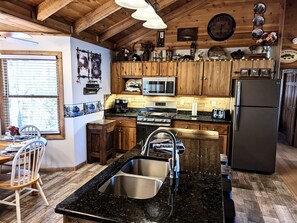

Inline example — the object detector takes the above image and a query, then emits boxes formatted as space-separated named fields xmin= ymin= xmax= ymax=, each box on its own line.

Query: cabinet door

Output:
xmin=131 ymin=62 xmax=143 ymax=76
xmin=121 ymin=126 xmax=136 ymax=151
xmin=177 ymin=61 xmax=203 ymax=95
xmin=231 ymin=60 xmax=253 ymax=77
xmin=159 ymin=61 xmax=177 ymax=76
xmin=203 ymin=60 xmax=232 ymax=96
xmin=120 ymin=62 xmax=132 ymax=76
xmin=111 ymin=62 xmax=123 ymax=93
xmin=143 ymin=62 xmax=159 ymax=76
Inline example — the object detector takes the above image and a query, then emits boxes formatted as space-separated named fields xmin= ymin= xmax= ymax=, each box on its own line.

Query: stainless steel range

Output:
xmin=136 ymin=101 xmax=177 ymax=146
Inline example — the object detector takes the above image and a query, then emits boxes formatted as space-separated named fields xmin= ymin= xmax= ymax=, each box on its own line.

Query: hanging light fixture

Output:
xmin=143 ymin=16 xmax=167 ymax=29
xmin=115 ymin=0 xmax=148 ymax=10
xmin=131 ymin=4 xmax=159 ymax=21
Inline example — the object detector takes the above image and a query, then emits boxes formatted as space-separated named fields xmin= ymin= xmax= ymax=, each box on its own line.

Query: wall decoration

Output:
xmin=77 ymin=48 xmax=90 ymax=82
xmin=90 ymin=52 xmax=102 ymax=80
xmin=64 ymin=103 xmax=84 ymax=118
xmin=64 ymin=100 xmax=104 ymax=118
xmin=156 ymin=31 xmax=165 ymax=47
xmin=207 ymin=14 xmax=235 ymax=41
xmin=84 ymin=101 xmax=99 ymax=114
xmin=280 ymin=49 xmax=297 ymax=64
xmin=177 ymin=28 xmax=198 ymax=41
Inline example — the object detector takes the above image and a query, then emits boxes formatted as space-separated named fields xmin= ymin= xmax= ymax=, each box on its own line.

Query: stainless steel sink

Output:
xmin=98 ymin=157 xmax=169 ymax=199
xmin=120 ymin=158 xmax=169 ymax=181
xmin=98 ymin=175 xmax=163 ymax=199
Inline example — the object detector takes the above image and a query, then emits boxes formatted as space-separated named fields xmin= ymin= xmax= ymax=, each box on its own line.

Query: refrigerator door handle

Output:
xmin=235 ymin=81 xmax=241 ymax=106
xmin=234 ymin=107 xmax=240 ymax=131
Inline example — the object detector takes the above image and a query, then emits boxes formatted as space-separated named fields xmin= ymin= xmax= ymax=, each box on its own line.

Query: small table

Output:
xmin=86 ymin=120 xmax=117 ymax=165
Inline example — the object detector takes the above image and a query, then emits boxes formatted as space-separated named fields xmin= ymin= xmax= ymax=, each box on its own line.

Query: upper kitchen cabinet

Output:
xmin=111 ymin=62 xmax=123 ymax=94
xmin=143 ymin=61 xmax=177 ymax=76
xmin=232 ymin=59 xmax=275 ymax=78
xmin=120 ymin=62 xmax=143 ymax=76
xmin=177 ymin=61 xmax=203 ymax=95
xmin=159 ymin=61 xmax=178 ymax=76
xmin=203 ymin=60 xmax=232 ymax=97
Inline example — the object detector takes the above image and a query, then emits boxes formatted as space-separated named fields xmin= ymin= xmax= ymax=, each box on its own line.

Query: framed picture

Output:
xmin=77 ymin=48 xmax=90 ymax=80
xmin=91 ymin=53 xmax=102 ymax=80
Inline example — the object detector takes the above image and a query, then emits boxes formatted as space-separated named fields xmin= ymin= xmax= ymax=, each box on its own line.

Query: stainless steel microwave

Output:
xmin=142 ymin=77 xmax=176 ymax=96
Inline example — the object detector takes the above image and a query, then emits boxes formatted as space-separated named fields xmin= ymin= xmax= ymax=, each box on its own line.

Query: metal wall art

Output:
xmin=76 ymin=47 xmax=102 ymax=83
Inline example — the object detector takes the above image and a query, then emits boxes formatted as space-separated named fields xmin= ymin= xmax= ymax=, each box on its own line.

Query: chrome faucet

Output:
xmin=141 ymin=129 xmax=179 ymax=179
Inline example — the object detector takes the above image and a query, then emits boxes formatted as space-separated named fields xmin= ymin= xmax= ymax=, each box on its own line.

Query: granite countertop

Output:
xmin=104 ymin=109 xmax=231 ymax=124
xmin=55 ymin=128 xmax=223 ymax=222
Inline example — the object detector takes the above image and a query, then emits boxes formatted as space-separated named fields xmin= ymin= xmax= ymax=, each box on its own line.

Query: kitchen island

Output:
xmin=55 ymin=128 xmax=224 ymax=222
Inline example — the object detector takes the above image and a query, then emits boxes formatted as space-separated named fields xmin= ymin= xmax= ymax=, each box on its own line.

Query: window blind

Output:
xmin=1 ymin=56 xmax=60 ymax=134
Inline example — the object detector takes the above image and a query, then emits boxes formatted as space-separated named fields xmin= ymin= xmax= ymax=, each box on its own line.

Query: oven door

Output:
xmin=136 ymin=124 xmax=161 ymax=147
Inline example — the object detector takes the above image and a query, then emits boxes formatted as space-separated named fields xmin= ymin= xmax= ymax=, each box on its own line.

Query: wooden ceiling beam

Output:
xmin=74 ymin=1 xmax=121 ymax=34
xmin=116 ymin=0 xmax=213 ymax=47
xmin=99 ymin=0 xmax=178 ymax=42
xmin=37 ymin=0 xmax=75 ymax=21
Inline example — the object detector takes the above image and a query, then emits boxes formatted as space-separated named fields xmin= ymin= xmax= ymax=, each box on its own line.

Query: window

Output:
xmin=0 ymin=51 xmax=65 ymax=139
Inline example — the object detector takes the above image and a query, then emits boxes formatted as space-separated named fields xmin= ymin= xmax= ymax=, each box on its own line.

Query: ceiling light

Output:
xmin=132 ymin=5 xmax=159 ymax=20
xmin=143 ymin=16 xmax=167 ymax=30
xmin=115 ymin=0 xmax=148 ymax=10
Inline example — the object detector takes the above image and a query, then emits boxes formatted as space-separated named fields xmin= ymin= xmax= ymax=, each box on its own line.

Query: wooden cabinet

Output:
xmin=159 ymin=61 xmax=178 ymax=76
xmin=143 ymin=61 xmax=177 ymax=76
xmin=86 ymin=120 xmax=116 ymax=165
xmin=111 ymin=62 xmax=123 ymax=94
xmin=177 ymin=61 xmax=203 ymax=95
xmin=203 ymin=60 xmax=232 ymax=97
xmin=106 ymin=116 xmax=136 ymax=152
xmin=172 ymin=120 xmax=230 ymax=155
xmin=120 ymin=62 xmax=143 ymax=76
xmin=232 ymin=59 xmax=274 ymax=78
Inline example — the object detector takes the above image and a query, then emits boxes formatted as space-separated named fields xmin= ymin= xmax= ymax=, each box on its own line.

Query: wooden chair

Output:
xmin=19 ymin=125 xmax=41 ymax=138
xmin=0 ymin=140 xmax=49 ymax=223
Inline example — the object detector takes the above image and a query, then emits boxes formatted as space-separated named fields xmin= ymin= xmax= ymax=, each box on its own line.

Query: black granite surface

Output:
xmin=55 ymin=129 xmax=224 ymax=222
xmin=104 ymin=109 xmax=232 ymax=124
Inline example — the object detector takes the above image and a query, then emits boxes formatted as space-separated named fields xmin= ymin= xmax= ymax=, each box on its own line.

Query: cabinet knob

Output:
xmin=212 ymin=128 xmax=215 ymax=131
xmin=204 ymin=77 xmax=207 ymax=80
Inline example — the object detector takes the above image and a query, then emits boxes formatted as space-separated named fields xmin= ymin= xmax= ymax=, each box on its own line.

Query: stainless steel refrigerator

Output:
xmin=231 ymin=79 xmax=281 ymax=174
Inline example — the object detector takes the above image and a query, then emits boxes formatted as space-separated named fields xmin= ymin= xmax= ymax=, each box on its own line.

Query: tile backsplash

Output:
xmin=105 ymin=94 xmax=231 ymax=112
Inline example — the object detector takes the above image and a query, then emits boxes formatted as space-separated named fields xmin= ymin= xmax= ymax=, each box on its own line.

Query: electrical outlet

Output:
xmin=211 ymin=101 xmax=217 ymax=107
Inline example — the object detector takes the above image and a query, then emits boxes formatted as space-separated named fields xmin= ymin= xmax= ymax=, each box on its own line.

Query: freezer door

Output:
xmin=231 ymin=106 xmax=278 ymax=173
xmin=234 ymin=79 xmax=281 ymax=107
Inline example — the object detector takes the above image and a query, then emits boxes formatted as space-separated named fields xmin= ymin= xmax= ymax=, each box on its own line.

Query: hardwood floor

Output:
xmin=231 ymin=140 xmax=297 ymax=223
xmin=0 ymin=142 xmax=297 ymax=223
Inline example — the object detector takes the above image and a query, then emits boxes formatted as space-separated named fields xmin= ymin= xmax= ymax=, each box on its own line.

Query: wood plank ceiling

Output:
xmin=0 ymin=0 xmax=283 ymax=51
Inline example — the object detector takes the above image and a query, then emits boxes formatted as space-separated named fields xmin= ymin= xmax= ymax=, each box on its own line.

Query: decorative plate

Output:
xmin=252 ymin=15 xmax=265 ymax=27
xmin=252 ymin=28 xmax=264 ymax=39
xmin=280 ymin=49 xmax=297 ymax=63
xmin=254 ymin=2 xmax=266 ymax=14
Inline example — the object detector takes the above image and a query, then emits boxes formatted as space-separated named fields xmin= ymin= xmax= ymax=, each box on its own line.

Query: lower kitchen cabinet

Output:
xmin=106 ymin=116 xmax=136 ymax=152
xmin=173 ymin=120 xmax=230 ymax=156
xmin=86 ymin=120 xmax=116 ymax=165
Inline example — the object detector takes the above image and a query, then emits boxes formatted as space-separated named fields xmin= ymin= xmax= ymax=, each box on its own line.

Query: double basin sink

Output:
xmin=99 ymin=157 xmax=169 ymax=199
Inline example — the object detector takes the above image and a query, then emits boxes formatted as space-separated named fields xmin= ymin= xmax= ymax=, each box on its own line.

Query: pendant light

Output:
xmin=115 ymin=0 xmax=148 ymax=10
xmin=131 ymin=4 xmax=159 ymax=21
xmin=143 ymin=16 xmax=167 ymax=29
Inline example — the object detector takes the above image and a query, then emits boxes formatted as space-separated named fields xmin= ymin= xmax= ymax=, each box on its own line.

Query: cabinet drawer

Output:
xmin=106 ymin=116 xmax=136 ymax=128
xmin=87 ymin=124 xmax=103 ymax=130
xmin=172 ymin=120 xmax=200 ymax=129
xmin=199 ymin=123 xmax=229 ymax=135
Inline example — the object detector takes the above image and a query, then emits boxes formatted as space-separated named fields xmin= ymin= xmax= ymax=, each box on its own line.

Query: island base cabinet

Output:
xmin=86 ymin=120 xmax=116 ymax=165
xmin=63 ymin=215 xmax=101 ymax=223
